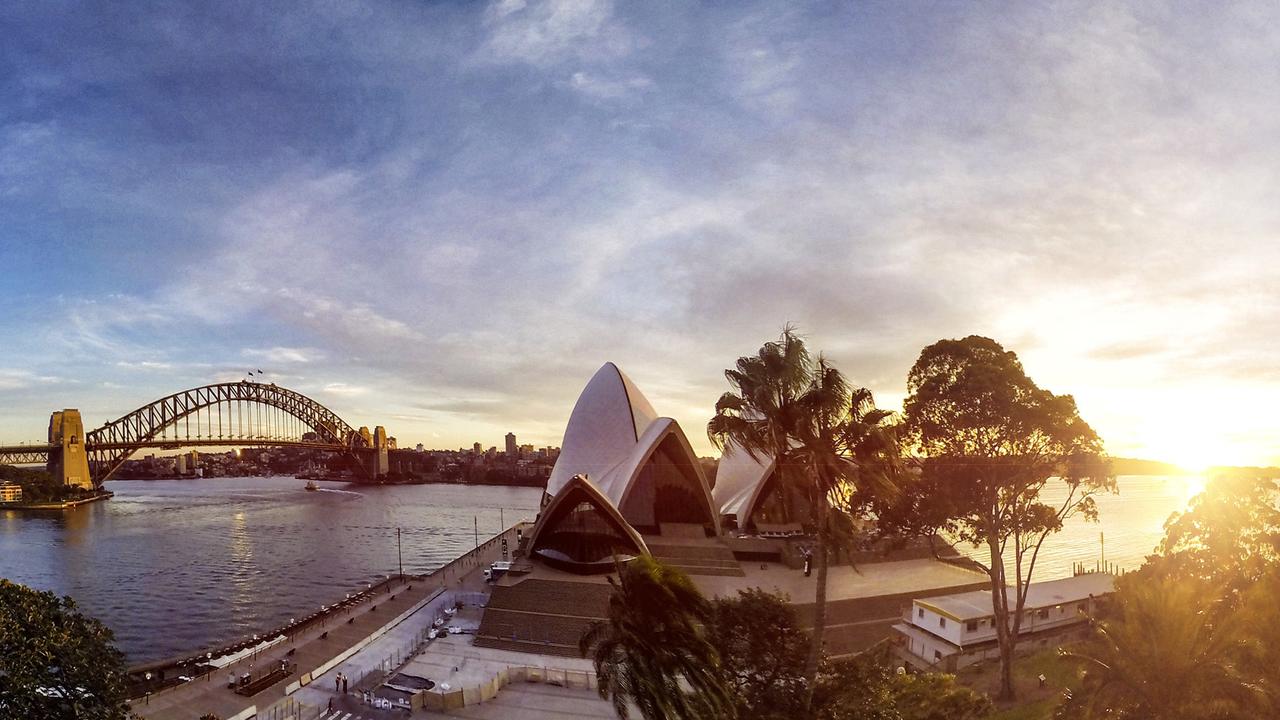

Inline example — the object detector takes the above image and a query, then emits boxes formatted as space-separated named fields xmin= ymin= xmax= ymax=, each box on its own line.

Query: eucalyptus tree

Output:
xmin=580 ymin=556 xmax=732 ymax=720
xmin=900 ymin=336 xmax=1112 ymax=701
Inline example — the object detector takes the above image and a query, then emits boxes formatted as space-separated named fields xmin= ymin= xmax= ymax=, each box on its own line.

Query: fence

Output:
xmin=348 ymin=589 xmax=492 ymax=697
xmin=419 ymin=664 xmax=599 ymax=712
xmin=253 ymin=695 xmax=315 ymax=720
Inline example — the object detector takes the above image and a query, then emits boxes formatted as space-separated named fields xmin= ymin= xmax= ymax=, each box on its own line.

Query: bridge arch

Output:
xmin=84 ymin=381 xmax=373 ymax=484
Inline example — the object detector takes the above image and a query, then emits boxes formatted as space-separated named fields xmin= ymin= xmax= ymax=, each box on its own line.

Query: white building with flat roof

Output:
xmin=893 ymin=573 xmax=1116 ymax=671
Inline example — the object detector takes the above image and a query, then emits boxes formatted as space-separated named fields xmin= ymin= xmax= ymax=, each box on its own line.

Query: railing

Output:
xmin=127 ymin=572 xmax=418 ymax=698
xmin=349 ymin=589 xmax=491 ymax=703
xmin=1072 ymin=561 xmax=1128 ymax=576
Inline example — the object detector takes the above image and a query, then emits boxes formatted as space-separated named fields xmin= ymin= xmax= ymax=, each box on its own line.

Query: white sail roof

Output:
xmin=543 ymin=363 xmax=716 ymax=535
xmin=711 ymin=441 xmax=775 ymax=524
xmin=545 ymin=362 xmax=660 ymax=504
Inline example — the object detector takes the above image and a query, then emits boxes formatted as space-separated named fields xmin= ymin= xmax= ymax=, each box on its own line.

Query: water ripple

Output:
xmin=0 ymin=477 xmax=540 ymax=663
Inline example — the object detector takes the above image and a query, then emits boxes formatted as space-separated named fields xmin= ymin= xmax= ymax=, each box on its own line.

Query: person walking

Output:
xmin=334 ymin=673 xmax=341 ymax=693
xmin=342 ymin=674 xmax=349 ymax=694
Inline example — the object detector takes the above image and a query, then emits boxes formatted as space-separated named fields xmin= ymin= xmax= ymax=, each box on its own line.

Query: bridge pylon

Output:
xmin=369 ymin=425 xmax=390 ymax=477
xmin=48 ymin=409 xmax=94 ymax=490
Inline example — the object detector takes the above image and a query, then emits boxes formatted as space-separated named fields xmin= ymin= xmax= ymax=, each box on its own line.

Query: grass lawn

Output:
xmin=955 ymin=643 xmax=1085 ymax=720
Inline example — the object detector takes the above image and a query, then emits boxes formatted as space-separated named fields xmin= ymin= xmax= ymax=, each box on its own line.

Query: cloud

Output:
xmin=319 ymin=383 xmax=368 ymax=397
xmin=565 ymin=71 xmax=651 ymax=100
xmin=477 ymin=0 xmax=632 ymax=68
xmin=242 ymin=347 xmax=324 ymax=365
xmin=0 ymin=369 xmax=62 ymax=391
xmin=3 ymin=2 xmax=1280 ymax=464
xmin=114 ymin=361 xmax=176 ymax=371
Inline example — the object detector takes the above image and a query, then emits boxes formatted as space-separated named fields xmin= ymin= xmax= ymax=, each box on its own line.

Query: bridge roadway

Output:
xmin=132 ymin=526 xmax=522 ymax=720
xmin=0 ymin=446 xmax=51 ymax=464
xmin=0 ymin=439 xmax=352 ymax=464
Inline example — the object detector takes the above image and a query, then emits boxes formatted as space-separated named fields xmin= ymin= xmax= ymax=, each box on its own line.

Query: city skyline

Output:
xmin=4 ymin=2 xmax=1280 ymax=467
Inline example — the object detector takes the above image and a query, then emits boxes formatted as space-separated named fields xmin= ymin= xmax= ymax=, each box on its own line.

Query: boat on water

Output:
xmin=304 ymin=480 xmax=319 ymax=492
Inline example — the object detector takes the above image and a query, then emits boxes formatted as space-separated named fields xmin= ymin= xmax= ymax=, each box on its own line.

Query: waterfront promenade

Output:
xmin=132 ymin=525 xmax=525 ymax=720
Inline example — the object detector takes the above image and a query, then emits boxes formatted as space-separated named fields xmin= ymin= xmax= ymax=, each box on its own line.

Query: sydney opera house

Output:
xmin=524 ymin=362 xmax=724 ymax=573
xmin=474 ymin=362 xmax=989 ymax=659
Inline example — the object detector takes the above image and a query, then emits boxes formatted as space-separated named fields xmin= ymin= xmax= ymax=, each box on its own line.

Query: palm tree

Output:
xmin=710 ymin=331 xmax=898 ymax=713
xmin=580 ymin=555 xmax=732 ymax=720
xmin=1058 ymin=576 xmax=1265 ymax=719
xmin=707 ymin=325 xmax=813 ymax=523
xmin=793 ymin=358 xmax=899 ymax=704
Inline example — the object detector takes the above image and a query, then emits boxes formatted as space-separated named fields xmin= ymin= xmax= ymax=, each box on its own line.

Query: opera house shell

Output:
xmin=712 ymin=440 xmax=819 ymax=531
xmin=710 ymin=441 xmax=777 ymax=530
xmin=526 ymin=363 xmax=719 ymax=573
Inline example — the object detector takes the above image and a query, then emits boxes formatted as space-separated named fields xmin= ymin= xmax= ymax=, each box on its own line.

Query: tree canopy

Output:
xmin=1059 ymin=476 xmax=1280 ymax=717
xmin=0 ymin=579 xmax=133 ymax=720
xmin=709 ymin=588 xmax=809 ymax=720
xmin=896 ymin=335 xmax=1112 ymax=700
xmin=580 ymin=556 xmax=731 ymax=720
xmin=815 ymin=647 xmax=991 ymax=720
xmin=709 ymin=328 xmax=900 ymax=710
xmin=1145 ymin=476 xmax=1280 ymax=592
xmin=1059 ymin=570 xmax=1269 ymax=718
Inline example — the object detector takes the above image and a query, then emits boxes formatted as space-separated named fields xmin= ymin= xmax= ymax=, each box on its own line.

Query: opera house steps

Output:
xmin=473 ymin=577 xmax=613 ymax=658
xmin=644 ymin=539 xmax=746 ymax=577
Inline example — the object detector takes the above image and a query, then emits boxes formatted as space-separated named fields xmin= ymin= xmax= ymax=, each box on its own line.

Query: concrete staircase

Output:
xmin=474 ymin=579 xmax=612 ymax=658
xmin=645 ymin=540 xmax=746 ymax=577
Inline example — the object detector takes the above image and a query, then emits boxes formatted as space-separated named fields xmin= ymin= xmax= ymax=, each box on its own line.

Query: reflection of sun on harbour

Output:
xmin=1174 ymin=475 xmax=1207 ymax=508
xmin=230 ymin=512 xmax=253 ymax=575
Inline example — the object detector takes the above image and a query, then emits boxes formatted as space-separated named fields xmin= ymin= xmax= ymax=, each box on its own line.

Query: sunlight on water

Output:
xmin=0 ymin=477 xmax=542 ymax=663
xmin=959 ymin=475 xmax=1204 ymax=579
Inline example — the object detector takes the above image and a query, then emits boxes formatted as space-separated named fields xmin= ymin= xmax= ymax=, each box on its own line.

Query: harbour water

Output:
xmin=0 ymin=474 xmax=1200 ymax=664
xmin=957 ymin=475 xmax=1206 ymax=580
xmin=0 ymin=477 xmax=542 ymax=663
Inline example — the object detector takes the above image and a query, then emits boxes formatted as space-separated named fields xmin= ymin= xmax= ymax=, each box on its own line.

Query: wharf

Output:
xmin=3 ymin=490 xmax=114 ymax=510
xmin=131 ymin=524 xmax=527 ymax=720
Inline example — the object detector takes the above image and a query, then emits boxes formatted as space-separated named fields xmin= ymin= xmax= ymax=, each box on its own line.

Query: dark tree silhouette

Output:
xmin=0 ymin=579 xmax=133 ymax=720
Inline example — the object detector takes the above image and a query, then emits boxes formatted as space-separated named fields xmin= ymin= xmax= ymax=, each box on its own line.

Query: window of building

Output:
xmin=938 ymin=617 xmax=946 ymax=629
xmin=918 ymin=608 xmax=924 ymax=619
xmin=966 ymin=620 xmax=978 ymax=632
xmin=934 ymin=650 xmax=942 ymax=661
xmin=1036 ymin=608 xmax=1049 ymax=619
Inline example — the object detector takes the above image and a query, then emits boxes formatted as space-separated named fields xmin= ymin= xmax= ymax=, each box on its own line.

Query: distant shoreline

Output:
xmin=106 ymin=474 xmax=548 ymax=489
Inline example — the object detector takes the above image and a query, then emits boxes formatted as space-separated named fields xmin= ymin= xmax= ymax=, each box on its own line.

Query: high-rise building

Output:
xmin=505 ymin=432 xmax=517 ymax=456
xmin=473 ymin=442 xmax=483 ymax=455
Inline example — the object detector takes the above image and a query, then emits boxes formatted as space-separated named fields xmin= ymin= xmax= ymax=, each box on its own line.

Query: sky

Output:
xmin=2 ymin=1 xmax=1279 ymax=469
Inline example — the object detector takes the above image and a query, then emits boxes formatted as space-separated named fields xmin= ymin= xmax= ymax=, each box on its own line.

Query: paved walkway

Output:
xmin=694 ymin=556 xmax=988 ymax=602
xmin=132 ymin=527 xmax=522 ymax=720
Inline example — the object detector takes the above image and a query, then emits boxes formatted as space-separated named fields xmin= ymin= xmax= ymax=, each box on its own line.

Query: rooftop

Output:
xmin=916 ymin=573 xmax=1117 ymax=621
xmin=695 ymin=557 xmax=988 ymax=604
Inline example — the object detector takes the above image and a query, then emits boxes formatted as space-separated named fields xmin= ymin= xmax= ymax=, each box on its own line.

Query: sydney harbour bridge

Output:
xmin=0 ymin=381 xmax=400 ymax=488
